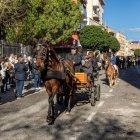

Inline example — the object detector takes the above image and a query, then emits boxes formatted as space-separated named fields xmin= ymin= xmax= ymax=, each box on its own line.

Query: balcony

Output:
xmin=99 ymin=0 xmax=105 ymax=6
xmin=93 ymin=13 xmax=99 ymax=19
xmin=93 ymin=0 xmax=105 ymax=8
xmin=93 ymin=10 xmax=100 ymax=22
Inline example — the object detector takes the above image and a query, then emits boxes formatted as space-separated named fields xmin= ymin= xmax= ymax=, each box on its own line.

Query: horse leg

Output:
xmin=47 ymin=96 xmax=54 ymax=124
xmin=114 ymin=76 xmax=116 ymax=85
xmin=109 ymin=75 xmax=112 ymax=87
xmin=64 ymin=88 xmax=72 ymax=113
xmin=67 ymin=92 xmax=72 ymax=113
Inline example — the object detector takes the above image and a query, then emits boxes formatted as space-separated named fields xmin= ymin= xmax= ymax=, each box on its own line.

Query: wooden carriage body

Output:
xmin=74 ymin=72 xmax=91 ymax=88
xmin=74 ymin=72 xmax=100 ymax=106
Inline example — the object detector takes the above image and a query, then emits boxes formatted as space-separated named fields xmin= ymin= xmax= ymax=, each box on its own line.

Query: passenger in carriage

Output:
xmin=92 ymin=51 xmax=100 ymax=79
xmin=82 ymin=54 xmax=94 ymax=83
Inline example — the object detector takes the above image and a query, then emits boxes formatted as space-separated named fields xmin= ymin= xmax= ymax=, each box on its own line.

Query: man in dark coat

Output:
xmin=14 ymin=56 xmax=28 ymax=99
xmin=65 ymin=46 xmax=82 ymax=72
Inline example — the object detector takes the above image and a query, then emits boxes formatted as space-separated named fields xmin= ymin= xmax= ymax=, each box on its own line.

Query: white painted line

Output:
xmin=71 ymin=101 xmax=105 ymax=140
xmin=97 ymin=101 xmax=104 ymax=107
xmin=24 ymin=91 xmax=38 ymax=97
xmin=23 ymin=89 xmax=45 ymax=97
xmin=109 ymin=89 xmax=113 ymax=92
xmin=86 ymin=101 xmax=104 ymax=122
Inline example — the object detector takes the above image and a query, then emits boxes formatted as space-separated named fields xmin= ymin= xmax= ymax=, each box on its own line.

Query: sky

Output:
xmin=103 ymin=0 xmax=140 ymax=41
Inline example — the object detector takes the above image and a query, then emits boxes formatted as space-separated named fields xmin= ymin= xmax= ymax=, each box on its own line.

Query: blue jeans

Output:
xmin=1 ymin=78 xmax=7 ymax=93
xmin=34 ymin=74 xmax=40 ymax=88
xmin=15 ymin=80 xmax=24 ymax=97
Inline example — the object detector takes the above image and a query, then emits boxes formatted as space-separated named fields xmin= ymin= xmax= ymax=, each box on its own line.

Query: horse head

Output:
xmin=104 ymin=58 xmax=111 ymax=70
xmin=34 ymin=43 xmax=49 ymax=71
xmin=35 ymin=43 xmax=59 ymax=72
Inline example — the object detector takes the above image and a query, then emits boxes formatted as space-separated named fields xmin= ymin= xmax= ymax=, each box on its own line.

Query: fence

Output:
xmin=0 ymin=42 xmax=34 ymax=57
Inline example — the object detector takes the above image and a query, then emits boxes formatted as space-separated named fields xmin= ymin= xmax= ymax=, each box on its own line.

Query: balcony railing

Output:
xmin=93 ymin=13 xmax=99 ymax=18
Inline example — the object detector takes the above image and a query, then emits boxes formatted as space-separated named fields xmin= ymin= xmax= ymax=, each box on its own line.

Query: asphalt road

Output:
xmin=0 ymin=66 xmax=140 ymax=140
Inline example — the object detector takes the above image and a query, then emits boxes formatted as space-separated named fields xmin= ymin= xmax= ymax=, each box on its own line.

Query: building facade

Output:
xmin=129 ymin=41 xmax=140 ymax=50
xmin=107 ymin=28 xmax=133 ymax=56
xmin=86 ymin=0 xmax=105 ymax=26
xmin=77 ymin=0 xmax=105 ymax=30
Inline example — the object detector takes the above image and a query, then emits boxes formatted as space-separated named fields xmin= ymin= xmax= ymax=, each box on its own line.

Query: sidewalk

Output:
xmin=0 ymin=80 xmax=44 ymax=104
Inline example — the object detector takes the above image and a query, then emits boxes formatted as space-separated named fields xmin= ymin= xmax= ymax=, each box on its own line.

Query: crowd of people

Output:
xmin=0 ymin=54 xmax=41 ymax=100
xmin=0 ymin=47 xmax=139 ymax=101
xmin=116 ymin=56 xmax=139 ymax=69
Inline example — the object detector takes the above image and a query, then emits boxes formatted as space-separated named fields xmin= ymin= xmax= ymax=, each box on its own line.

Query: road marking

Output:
xmin=23 ymin=89 xmax=45 ymax=97
xmin=86 ymin=101 xmax=104 ymax=122
xmin=0 ymin=99 xmax=48 ymax=131
xmin=109 ymin=89 xmax=113 ymax=92
xmin=70 ymin=101 xmax=105 ymax=140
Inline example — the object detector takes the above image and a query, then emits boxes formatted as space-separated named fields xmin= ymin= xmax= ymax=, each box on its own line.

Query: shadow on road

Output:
xmin=1 ymin=111 xmax=140 ymax=140
xmin=0 ymin=82 xmax=42 ymax=105
xmin=118 ymin=67 xmax=140 ymax=90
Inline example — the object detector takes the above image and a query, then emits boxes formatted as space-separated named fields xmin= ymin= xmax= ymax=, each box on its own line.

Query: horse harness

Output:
xmin=37 ymin=45 xmax=76 ymax=85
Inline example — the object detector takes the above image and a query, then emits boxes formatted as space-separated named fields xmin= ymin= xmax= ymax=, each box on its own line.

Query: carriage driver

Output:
xmin=65 ymin=46 xmax=82 ymax=72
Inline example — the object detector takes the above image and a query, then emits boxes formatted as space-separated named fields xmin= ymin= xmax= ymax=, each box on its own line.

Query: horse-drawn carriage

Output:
xmin=56 ymin=72 xmax=101 ymax=107
xmin=35 ymin=43 xmax=101 ymax=124
xmin=74 ymin=72 xmax=100 ymax=106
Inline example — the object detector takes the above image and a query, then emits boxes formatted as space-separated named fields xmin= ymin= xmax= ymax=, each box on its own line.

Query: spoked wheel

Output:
xmin=95 ymin=84 xmax=100 ymax=101
xmin=56 ymin=92 xmax=63 ymax=105
xmin=96 ymin=71 xmax=99 ymax=81
xmin=89 ymin=86 xmax=96 ymax=106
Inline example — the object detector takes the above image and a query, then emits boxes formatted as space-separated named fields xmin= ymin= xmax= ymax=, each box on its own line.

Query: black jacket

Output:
xmin=65 ymin=53 xmax=82 ymax=72
xmin=14 ymin=62 xmax=28 ymax=80
xmin=32 ymin=62 xmax=40 ymax=75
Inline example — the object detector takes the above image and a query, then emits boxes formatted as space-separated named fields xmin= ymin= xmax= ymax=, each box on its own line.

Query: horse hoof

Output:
xmin=46 ymin=116 xmax=54 ymax=125
xmin=65 ymin=111 xmax=70 ymax=115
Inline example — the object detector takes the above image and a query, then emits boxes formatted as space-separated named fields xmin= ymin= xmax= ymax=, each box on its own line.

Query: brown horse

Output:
xmin=103 ymin=53 xmax=119 ymax=87
xmin=104 ymin=58 xmax=115 ymax=87
xmin=35 ymin=44 xmax=77 ymax=124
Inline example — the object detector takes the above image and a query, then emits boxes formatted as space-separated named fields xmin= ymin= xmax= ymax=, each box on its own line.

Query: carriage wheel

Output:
xmin=96 ymin=71 xmax=99 ymax=81
xmin=90 ymin=95 xmax=96 ymax=106
xmin=95 ymin=84 xmax=100 ymax=101
xmin=90 ymin=86 xmax=96 ymax=106
xmin=56 ymin=92 xmax=63 ymax=105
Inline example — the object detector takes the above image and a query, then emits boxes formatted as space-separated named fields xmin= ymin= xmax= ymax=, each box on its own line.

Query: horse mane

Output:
xmin=103 ymin=52 xmax=108 ymax=60
xmin=49 ymin=47 xmax=59 ymax=63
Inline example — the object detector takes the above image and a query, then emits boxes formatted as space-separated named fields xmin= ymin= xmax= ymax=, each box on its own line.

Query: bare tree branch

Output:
xmin=0 ymin=0 xmax=27 ymax=23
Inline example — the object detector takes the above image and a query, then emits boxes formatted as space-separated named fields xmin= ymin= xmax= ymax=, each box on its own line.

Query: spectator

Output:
xmin=32 ymin=58 xmax=41 ymax=90
xmin=0 ymin=61 xmax=7 ymax=94
xmin=27 ymin=56 xmax=33 ymax=80
xmin=14 ymin=56 xmax=28 ymax=99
